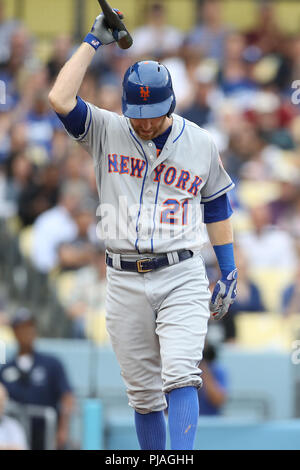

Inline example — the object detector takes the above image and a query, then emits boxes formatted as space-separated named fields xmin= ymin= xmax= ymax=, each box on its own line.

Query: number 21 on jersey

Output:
xmin=161 ymin=199 xmax=189 ymax=225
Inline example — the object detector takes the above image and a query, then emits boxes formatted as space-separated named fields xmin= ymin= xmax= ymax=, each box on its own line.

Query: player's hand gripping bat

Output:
xmin=97 ymin=0 xmax=133 ymax=49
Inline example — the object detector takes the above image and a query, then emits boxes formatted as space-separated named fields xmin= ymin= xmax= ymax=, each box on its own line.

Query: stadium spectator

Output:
xmin=96 ymin=83 xmax=122 ymax=114
xmin=267 ymin=162 xmax=299 ymax=229
xmin=0 ymin=25 xmax=37 ymax=112
xmin=236 ymin=129 xmax=288 ymax=183
xmin=0 ymin=308 xmax=74 ymax=450
xmin=0 ymin=67 xmax=49 ymax=163
xmin=22 ymin=89 xmax=64 ymax=159
xmin=58 ymin=199 xmax=97 ymax=272
xmin=222 ymin=120 xmax=265 ymax=181
xmin=251 ymin=91 xmax=294 ymax=150
xmin=18 ymin=163 xmax=60 ymax=227
xmin=161 ymin=54 xmax=194 ymax=111
xmin=0 ymin=383 xmax=28 ymax=450
xmin=0 ymin=298 xmax=9 ymax=326
xmin=180 ymin=60 xmax=220 ymax=127
xmin=245 ymin=0 xmax=284 ymax=55
xmin=198 ymin=342 xmax=228 ymax=416
xmin=46 ymin=34 xmax=74 ymax=83
xmin=3 ymin=151 xmax=34 ymax=213
xmin=218 ymin=32 xmax=258 ymax=109
xmin=203 ymin=98 xmax=244 ymax=154
xmin=7 ymin=122 xmax=28 ymax=158
xmin=131 ymin=2 xmax=183 ymax=60
xmin=275 ymin=34 xmax=300 ymax=96
xmin=78 ymin=69 xmax=98 ymax=106
xmin=65 ymin=246 xmax=107 ymax=340
xmin=61 ymin=147 xmax=92 ymax=191
xmin=31 ymin=181 xmax=90 ymax=273
xmin=229 ymin=245 xmax=265 ymax=315
xmin=237 ymin=204 xmax=297 ymax=271
xmin=186 ymin=0 xmax=231 ymax=61
xmin=0 ymin=0 xmax=21 ymax=64
xmin=283 ymin=188 xmax=300 ymax=254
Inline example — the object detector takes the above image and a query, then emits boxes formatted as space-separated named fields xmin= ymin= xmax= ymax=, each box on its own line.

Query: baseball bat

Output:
xmin=97 ymin=0 xmax=133 ymax=50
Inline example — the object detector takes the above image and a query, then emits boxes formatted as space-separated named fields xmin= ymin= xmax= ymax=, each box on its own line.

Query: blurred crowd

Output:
xmin=0 ymin=0 xmax=300 ymax=345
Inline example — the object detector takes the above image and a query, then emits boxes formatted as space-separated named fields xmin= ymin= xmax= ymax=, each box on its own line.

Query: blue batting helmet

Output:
xmin=122 ymin=61 xmax=176 ymax=119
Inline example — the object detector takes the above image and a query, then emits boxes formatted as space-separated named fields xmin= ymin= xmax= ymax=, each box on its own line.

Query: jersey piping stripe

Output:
xmin=151 ymin=117 xmax=185 ymax=250
xmin=150 ymin=178 xmax=161 ymax=253
xmin=173 ymin=118 xmax=186 ymax=144
xmin=201 ymin=182 xmax=235 ymax=201
xmin=129 ymin=129 xmax=149 ymax=253
xmin=77 ymin=104 xmax=92 ymax=142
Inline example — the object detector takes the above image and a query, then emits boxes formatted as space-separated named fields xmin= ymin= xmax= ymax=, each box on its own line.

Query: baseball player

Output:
xmin=49 ymin=10 xmax=237 ymax=450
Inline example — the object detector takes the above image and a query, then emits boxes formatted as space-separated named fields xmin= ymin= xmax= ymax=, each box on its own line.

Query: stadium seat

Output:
xmin=18 ymin=226 xmax=34 ymax=259
xmin=22 ymin=0 xmax=74 ymax=36
xmin=53 ymin=271 xmax=78 ymax=306
xmin=248 ymin=268 xmax=294 ymax=312
xmin=0 ymin=325 xmax=15 ymax=345
xmin=235 ymin=312 xmax=300 ymax=350
xmin=231 ymin=209 xmax=252 ymax=233
xmin=237 ymin=180 xmax=279 ymax=209
xmin=85 ymin=309 xmax=110 ymax=345
xmin=234 ymin=313 xmax=290 ymax=350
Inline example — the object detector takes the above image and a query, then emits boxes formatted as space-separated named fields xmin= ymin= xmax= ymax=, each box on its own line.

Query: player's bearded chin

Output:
xmin=130 ymin=115 xmax=171 ymax=140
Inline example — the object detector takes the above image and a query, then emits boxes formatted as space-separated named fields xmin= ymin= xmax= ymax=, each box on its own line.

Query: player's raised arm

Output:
xmin=48 ymin=43 xmax=96 ymax=115
xmin=48 ymin=10 xmax=126 ymax=116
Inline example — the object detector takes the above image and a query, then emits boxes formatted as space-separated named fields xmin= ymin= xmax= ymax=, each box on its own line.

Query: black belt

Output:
xmin=106 ymin=250 xmax=193 ymax=273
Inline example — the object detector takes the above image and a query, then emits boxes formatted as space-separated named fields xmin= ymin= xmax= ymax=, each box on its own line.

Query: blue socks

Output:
xmin=134 ymin=410 xmax=166 ymax=450
xmin=134 ymin=386 xmax=199 ymax=450
xmin=168 ymin=386 xmax=199 ymax=450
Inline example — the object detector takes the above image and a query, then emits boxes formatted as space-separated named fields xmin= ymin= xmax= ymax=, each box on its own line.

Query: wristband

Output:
xmin=213 ymin=243 xmax=236 ymax=279
xmin=83 ymin=33 xmax=102 ymax=50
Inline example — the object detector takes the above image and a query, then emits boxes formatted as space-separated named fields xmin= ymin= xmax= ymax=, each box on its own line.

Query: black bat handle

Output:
xmin=97 ymin=0 xmax=133 ymax=49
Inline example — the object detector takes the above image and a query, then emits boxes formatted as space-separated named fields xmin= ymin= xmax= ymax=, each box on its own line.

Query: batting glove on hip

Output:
xmin=90 ymin=9 xmax=127 ymax=46
xmin=209 ymin=268 xmax=238 ymax=321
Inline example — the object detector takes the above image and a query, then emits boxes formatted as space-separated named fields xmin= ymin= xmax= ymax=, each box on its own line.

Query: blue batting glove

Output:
xmin=209 ymin=268 xmax=238 ymax=321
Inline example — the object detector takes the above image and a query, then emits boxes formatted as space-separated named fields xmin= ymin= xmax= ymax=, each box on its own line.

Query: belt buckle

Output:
xmin=137 ymin=258 xmax=152 ymax=273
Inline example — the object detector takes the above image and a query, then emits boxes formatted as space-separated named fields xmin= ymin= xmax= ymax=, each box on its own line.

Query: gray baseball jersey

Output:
xmin=67 ymin=103 xmax=234 ymax=254
xmin=64 ymin=101 xmax=234 ymax=413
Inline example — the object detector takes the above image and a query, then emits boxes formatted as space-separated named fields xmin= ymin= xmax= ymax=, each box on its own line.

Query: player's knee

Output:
xmin=161 ymin=357 xmax=202 ymax=392
xmin=162 ymin=374 xmax=202 ymax=394
xmin=127 ymin=389 xmax=166 ymax=414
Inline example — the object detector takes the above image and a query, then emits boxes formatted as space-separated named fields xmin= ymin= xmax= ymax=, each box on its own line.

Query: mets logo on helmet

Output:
xmin=140 ymin=86 xmax=150 ymax=101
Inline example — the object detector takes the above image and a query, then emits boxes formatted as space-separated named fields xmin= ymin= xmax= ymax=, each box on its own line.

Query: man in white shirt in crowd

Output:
xmin=31 ymin=181 xmax=90 ymax=273
xmin=131 ymin=2 xmax=183 ymax=60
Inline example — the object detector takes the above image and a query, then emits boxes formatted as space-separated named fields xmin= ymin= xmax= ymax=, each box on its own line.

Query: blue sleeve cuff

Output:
xmin=56 ymin=96 xmax=88 ymax=138
xmin=203 ymin=193 xmax=233 ymax=224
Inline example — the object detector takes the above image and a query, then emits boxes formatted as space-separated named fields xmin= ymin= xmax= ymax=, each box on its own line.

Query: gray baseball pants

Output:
xmin=105 ymin=252 xmax=211 ymax=414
